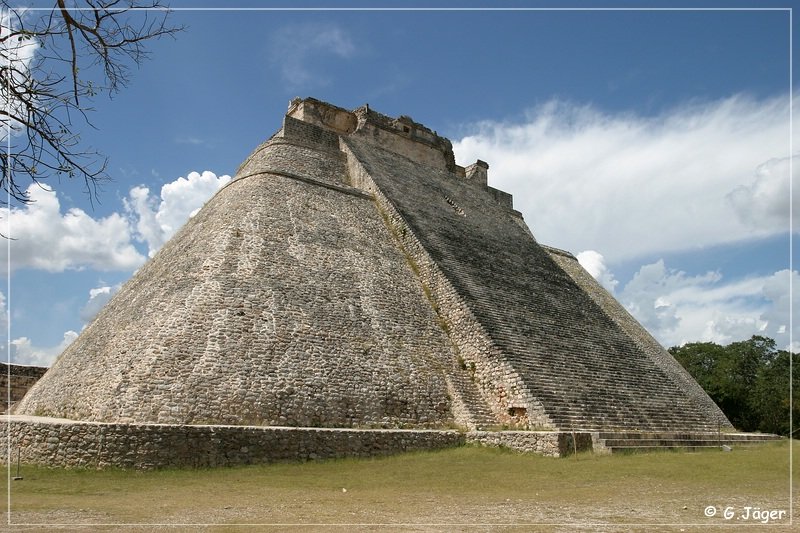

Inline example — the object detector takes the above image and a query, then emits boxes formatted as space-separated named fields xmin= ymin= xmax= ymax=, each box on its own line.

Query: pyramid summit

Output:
xmin=7 ymin=97 xmax=760 ymax=467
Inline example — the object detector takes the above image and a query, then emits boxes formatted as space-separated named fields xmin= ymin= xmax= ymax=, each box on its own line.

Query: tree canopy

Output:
xmin=1 ymin=1 xmax=181 ymax=206
xmin=670 ymin=335 xmax=797 ymax=437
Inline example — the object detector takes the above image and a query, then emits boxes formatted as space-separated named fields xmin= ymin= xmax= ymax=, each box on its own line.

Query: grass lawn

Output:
xmin=3 ymin=440 xmax=796 ymax=531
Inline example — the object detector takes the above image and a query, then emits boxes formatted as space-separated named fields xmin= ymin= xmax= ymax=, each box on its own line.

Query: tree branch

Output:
xmin=0 ymin=1 xmax=182 ymax=206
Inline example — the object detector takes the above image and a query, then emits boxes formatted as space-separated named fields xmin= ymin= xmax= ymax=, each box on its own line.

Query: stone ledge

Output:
xmin=1 ymin=416 xmax=465 ymax=469
xmin=0 ymin=417 xmax=599 ymax=468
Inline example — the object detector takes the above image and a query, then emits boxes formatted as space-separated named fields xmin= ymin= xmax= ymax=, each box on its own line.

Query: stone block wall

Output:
xmin=14 ymin=129 xmax=459 ymax=429
xmin=1 ymin=363 xmax=48 ymax=411
xmin=286 ymin=97 xmax=357 ymax=134
xmin=342 ymin=137 xmax=548 ymax=430
xmin=467 ymin=430 xmax=594 ymax=457
xmin=282 ymin=115 xmax=341 ymax=151
xmin=1 ymin=416 xmax=465 ymax=469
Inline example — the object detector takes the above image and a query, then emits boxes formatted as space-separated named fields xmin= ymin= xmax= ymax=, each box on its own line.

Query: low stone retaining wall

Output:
xmin=467 ymin=430 xmax=594 ymax=457
xmin=1 ymin=417 xmax=594 ymax=468
xmin=1 ymin=416 xmax=465 ymax=469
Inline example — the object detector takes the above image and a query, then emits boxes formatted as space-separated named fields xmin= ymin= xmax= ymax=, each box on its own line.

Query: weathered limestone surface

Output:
xmin=12 ymin=97 xmax=733 ymax=468
xmin=544 ymin=246 xmax=732 ymax=429
xmin=1 ymin=363 xmax=48 ymax=412
xmin=1 ymin=416 xmax=464 ymax=469
xmin=342 ymin=138 xmax=547 ymax=430
xmin=15 ymin=119 xmax=459 ymax=429
xmin=467 ymin=430 xmax=593 ymax=457
xmin=341 ymin=116 xmax=727 ymax=432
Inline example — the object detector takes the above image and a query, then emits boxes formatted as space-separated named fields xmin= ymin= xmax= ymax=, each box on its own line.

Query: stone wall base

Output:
xmin=1 ymin=416 xmax=593 ymax=469
xmin=467 ymin=430 xmax=594 ymax=457
xmin=1 ymin=416 xmax=465 ymax=469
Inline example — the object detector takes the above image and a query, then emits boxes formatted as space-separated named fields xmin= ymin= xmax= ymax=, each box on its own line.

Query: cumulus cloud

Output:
xmin=453 ymin=94 xmax=796 ymax=263
xmin=0 ymin=288 xmax=71 ymax=366
xmin=759 ymin=269 xmax=799 ymax=346
xmin=728 ymin=156 xmax=797 ymax=231
xmin=0 ymin=291 xmax=8 ymax=355
xmin=10 ymin=331 xmax=78 ymax=367
xmin=269 ymin=23 xmax=356 ymax=87
xmin=579 ymin=258 xmax=797 ymax=351
xmin=576 ymin=250 xmax=618 ymax=293
xmin=2 ymin=170 xmax=231 ymax=365
xmin=125 ymin=170 xmax=231 ymax=257
xmin=0 ymin=184 xmax=145 ymax=274
xmin=0 ymin=171 xmax=230 ymax=274
xmin=79 ymin=284 xmax=121 ymax=323
xmin=2 ymin=281 xmax=123 ymax=367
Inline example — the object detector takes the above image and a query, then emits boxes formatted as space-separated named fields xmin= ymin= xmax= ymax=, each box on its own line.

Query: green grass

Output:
xmin=3 ymin=441 xmax=797 ymax=530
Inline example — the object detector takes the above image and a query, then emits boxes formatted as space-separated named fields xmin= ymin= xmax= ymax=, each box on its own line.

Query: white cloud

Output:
xmin=269 ymin=23 xmax=355 ymax=87
xmin=2 ymin=169 xmax=231 ymax=365
xmin=0 ymin=290 xmax=8 ymax=355
xmin=10 ymin=331 xmax=78 ymax=367
xmin=759 ymin=269 xmax=799 ymax=346
xmin=0 ymin=287 xmax=72 ymax=367
xmin=618 ymin=259 xmax=692 ymax=338
xmin=125 ymin=170 xmax=232 ymax=257
xmin=79 ymin=284 xmax=121 ymax=323
xmin=0 ymin=171 xmax=230 ymax=273
xmin=0 ymin=184 xmax=145 ymax=273
xmin=586 ymin=258 xmax=798 ymax=351
xmin=1 ymin=8 xmax=39 ymax=140
xmin=453 ymin=94 xmax=796 ymax=263
xmin=2 ymin=281 xmax=123 ymax=367
xmin=175 ymin=136 xmax=206 ymax=146
xmin=576 ymin=250 xmax=618 ymax=292
xmin=728 ymin=156 xmax=797 ymax=232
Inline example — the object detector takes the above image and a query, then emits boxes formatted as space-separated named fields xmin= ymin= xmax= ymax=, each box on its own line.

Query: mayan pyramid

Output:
xmin=15 ymin=97 xmax=731 ymax=433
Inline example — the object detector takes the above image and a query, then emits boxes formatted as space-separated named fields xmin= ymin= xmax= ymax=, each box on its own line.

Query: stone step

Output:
xmin=445 ymin=365 xmax=497 ymax=430
xmin=594 ymin=431 xmax=782 ymax=454
xmin=595 ymin=431 xmax=781 ymax=441
xmin=609 ymin=445 xmax=722 ymax=454
xmin=360 ymin=137 xmax=725 ymax=438
xmin=548 ymin=418 xmax=721 ymax=433
xmin=545 ymin=409 xmax=715 ymax=424
xmin=602 ymin=438 xmax=777 ymax=447
xmin=540 ymin=406 xmax=716 ymax=425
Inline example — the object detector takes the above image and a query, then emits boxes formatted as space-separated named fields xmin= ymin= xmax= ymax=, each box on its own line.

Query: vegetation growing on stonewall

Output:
xmin=670 ymin=335 xmax=797 ymax=437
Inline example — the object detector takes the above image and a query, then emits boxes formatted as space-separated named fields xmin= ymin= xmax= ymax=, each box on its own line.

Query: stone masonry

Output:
xmin=8 ymin=97 xmax=733 ymax=467
xmin=1 ymin=363 xmax=48 ymax=412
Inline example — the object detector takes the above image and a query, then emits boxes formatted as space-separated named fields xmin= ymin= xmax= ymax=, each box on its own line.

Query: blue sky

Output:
xmin=2 ymin=1 xmax=797 ymax=366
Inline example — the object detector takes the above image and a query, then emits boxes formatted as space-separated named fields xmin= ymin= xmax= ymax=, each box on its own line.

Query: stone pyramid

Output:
xmin=15 ymin=98 xmax=731 ymax=433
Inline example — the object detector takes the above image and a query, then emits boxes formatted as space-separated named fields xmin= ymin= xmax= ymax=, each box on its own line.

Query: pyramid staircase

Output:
xmin=445 ymin=362 xmax=498 ymax=430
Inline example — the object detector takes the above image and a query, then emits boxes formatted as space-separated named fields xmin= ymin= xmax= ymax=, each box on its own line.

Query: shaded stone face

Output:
xmin=15 ymin=97 xmax=731 ymax=435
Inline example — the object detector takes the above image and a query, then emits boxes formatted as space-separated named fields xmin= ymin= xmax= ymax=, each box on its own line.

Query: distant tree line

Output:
xmin=669 ymin=336 xmax=797 ymax=437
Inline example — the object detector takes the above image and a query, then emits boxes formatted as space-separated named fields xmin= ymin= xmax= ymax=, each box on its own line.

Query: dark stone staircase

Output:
xmin=346 ymin=135 xmax=734 ymax=436
xmin=593 ymin=431 xmax=783 ymax=454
